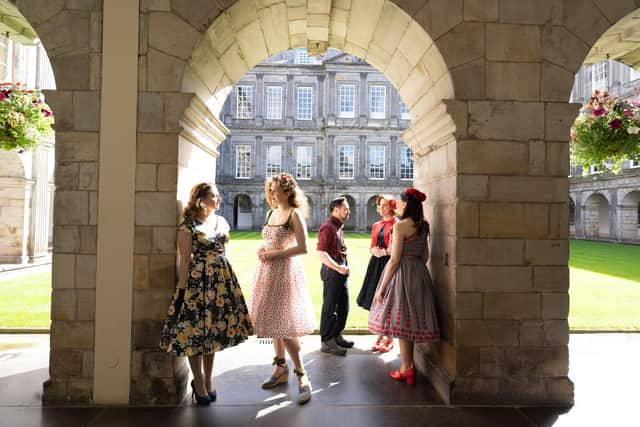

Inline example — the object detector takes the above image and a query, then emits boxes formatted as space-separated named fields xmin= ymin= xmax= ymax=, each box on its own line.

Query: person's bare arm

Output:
xmin=262 ymin=209 xmax=308 ymax=259
xmin=317 ymin=250 xmax=349 ymax=275
xmin=176 ymin=229 xmax=192 ymax=289
xmin=374 ymin=222 xmax=403 ymax=303
xmin=422 ymin=232 xmax=430 ymax=264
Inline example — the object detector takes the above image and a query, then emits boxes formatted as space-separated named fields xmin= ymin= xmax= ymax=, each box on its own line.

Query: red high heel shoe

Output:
xmin=389 ymin=365 xmax=416 ymax=385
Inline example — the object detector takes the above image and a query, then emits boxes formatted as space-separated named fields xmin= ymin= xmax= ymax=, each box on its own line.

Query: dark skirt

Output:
xmin=356 ymin=255 xmax=390 ymax=310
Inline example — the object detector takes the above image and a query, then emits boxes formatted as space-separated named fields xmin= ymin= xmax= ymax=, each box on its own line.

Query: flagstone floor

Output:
xmin=0 ymin=333 xmax=637 ymax=426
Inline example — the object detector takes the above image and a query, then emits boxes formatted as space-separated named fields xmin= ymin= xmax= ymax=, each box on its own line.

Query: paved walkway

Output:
xmin=0 ymin=333 xmax=637 ymax=426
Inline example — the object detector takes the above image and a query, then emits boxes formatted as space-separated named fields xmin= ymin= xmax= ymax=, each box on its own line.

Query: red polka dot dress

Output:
xmin=249 ymin=211 xmax=316 ymax=338
xmin=368 ymin=230 xmax=440 ymax=342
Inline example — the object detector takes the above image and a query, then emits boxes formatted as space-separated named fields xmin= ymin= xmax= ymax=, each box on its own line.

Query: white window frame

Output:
xmin=295 ymin=145 xmax=313 ymax=180
xmin=368 ymin=145 xmax=386 ymax=180
xmin=296 ymin=86 xmax=313 ymax=120
xmin=399 ymin=145 xmax=414 ymax=181
xmin=337 ymin=144 xmax=355 ymax=179
xmin=265 ymin=144 xmax=282 ymax=176
xmin=369 ymin=84 xmax=386 ymax=119
xmin=630 ymin=159 xmax=640 ymax=168
xmin=265 ymin=85 xmax=283 ymax=120
xmin=338 ymin=83 xmax=356 ymax=118
xmin=589 ymin=164 xmax=603 ymax=175
xmin=235 ymin=144 xmax=252 ymax=179
xmin=399 ymin=101 xmax=411 ymax=120
xmin=236 ymin=85 xmax=254 ymax=119
xmin=592 ymin=62 xmax=607 ymax=92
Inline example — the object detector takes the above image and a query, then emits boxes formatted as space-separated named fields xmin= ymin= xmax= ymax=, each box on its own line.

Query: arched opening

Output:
xmin=569 ymin=197 xmax=576 ymax=237
xmin=342 ymin=194 xmax=357 ymax=231
xmin=621 ymin=191 xmax=640 ymax=241
xmin=366 ymin=195 xmax=379 ymax=230
xmin=233 ymin=193 xmax=253 ymax=230
xmin=584 ymin=193 xmax=611 ymax=239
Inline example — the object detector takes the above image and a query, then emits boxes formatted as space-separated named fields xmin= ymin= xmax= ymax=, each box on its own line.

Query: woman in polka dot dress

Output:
xmin=249 ymin=173 xmax=315 ymax=404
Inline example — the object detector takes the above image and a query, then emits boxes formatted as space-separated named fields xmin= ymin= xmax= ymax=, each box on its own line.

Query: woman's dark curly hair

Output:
xmin=183 ymin=182 xmax=218 ymax=221
xmin=400 ymin=189 xmax=429 ymax=236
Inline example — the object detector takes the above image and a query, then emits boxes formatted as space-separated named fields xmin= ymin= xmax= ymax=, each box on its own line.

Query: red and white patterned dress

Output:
xmin=368 ymin=230 xmax=440 ymax=342
xmin=249 ymin=211 xmax=316 ymax=338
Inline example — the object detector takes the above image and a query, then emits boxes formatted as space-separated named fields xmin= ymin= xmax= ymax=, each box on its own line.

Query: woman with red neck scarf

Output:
xmin=357 ymin=194 xmax=398 ymax=353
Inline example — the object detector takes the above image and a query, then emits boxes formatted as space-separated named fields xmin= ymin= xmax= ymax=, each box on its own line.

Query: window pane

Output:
xmin=296 ymin=146 xmax=312 ymax=179
xmin=235 ymin=145 xmax=251 ymax=178
xmin=369 ymin=85 xmax=386 ymax=118
xmin=369 ymin=145 xmax=385 ymax=179
xmin=338 ymin=84 xmax=355 ymax=118
xmin=297 ymin=87 xmax=313 ymax=120
xmin=236 ymin=86 xmax=253 ymax=119
xmin=266 ymin=145 xmax=282 ymax=175
xmin=265 ymin=86 xmax=283 ymax=120
xmin=338 ymin=145 xmax=355 ymax=179
xmin=400 ymin=145 xmax=413 ymax=180
xmin=294 ymin=48 xmax=313 ymax=64
xmin=399 ymin=101 xmax=410 ymax=119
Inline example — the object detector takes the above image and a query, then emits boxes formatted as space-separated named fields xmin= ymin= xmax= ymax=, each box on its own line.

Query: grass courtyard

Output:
xmin=0 ymin=236 xmax=639 ymax=330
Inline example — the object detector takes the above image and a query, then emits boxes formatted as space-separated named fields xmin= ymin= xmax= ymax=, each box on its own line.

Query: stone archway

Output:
xmin=569 ymin=197 xmax=576 ymax=237
xmin=366 ymin=195 xmax=379 ymax=230
xmin=234 ymin=193 xmax=253 ymax=230
xmin=620 ymin=191 xmax=640 ymax=241
xmin=584 ymin=193 xmax=611 ymax=239
xmin=34 ymin=0 xmax=640 ymax=407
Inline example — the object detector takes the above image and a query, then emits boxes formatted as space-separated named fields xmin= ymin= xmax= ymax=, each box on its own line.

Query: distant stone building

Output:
xmin=215 ymin=49 xmax=413 ymax=231
xmin=0 ymin=36 xmax=55 ymax=263
xmin=569 ymin=60 xmax=640 ymax=242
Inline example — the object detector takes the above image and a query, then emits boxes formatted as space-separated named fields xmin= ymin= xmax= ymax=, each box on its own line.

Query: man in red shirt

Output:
xmin=317 ymin=197 xmax=353 ymax=355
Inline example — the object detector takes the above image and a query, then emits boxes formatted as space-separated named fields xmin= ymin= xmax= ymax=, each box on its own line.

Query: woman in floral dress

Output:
xmin=368 ymin=188 xmax=440 ymax=385
xmin=160 ymin=182 xmax=253 ymax=405
xmin=250 ymin=173 xmax=315 ymax=405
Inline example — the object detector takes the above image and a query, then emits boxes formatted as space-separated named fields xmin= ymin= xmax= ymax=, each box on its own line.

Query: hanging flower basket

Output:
xmin=0 ymin=82 xmax=54 ymax=152
xmin=570 ymin=90 xmax=640 ymax=173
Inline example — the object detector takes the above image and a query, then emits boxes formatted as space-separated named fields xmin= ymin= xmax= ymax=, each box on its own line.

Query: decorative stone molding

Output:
xmin=180 ymin=95 xmax=229 ymax=157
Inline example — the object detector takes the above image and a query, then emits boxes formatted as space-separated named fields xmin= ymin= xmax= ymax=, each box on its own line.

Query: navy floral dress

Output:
xmin=160 ymin=216 xmax=253 ymax=357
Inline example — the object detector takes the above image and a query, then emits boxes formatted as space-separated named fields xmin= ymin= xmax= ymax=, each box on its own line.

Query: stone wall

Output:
xmin=570 ymin=170 xmax=640 ymax=242
xmin=13 ymin=0 xmax=104 ymax=404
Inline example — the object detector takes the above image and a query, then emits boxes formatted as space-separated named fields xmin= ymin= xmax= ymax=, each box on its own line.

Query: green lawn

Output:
xmin=569 ymin=240 xmax=640 ymax=331
xmin=1 ymin=237 xmax=639 ymax=330
xmin=0 ymin=272 xmax=51 ymax=328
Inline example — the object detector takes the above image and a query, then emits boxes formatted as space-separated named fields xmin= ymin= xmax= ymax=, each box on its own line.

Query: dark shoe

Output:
xmin=321 ymin=338 xmax=347 ymax=356
xmin=207 ymin=390 xmax=217 ymax=401
xmin=335 ymin=335 xmax=354 ymax=348
xmin=190 ymin=380 xmax=211 ymax=406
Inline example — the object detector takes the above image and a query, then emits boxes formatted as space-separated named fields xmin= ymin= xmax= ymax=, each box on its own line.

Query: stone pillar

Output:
xmin=389 ymin=136 xmax=398 ymax=179
xmin=316 ymin=75 xmax=325 ymax=127
xmin=358 ymin=71 xmax=367 ymax=127
xmin=21 ymin=180 xmax=34 ymax=263
xmin=574 ymin=192 xmax=584 ymax=238
xmin=327 ymin=71 xmax=336 ymax=124
xmin=36 ymin=0 xmax=104 ymax=405
xmin=255 ymin=73 xmax=264 ymax=127
xmin=286 ymin=75 xmax=295 ymax=127
xmin=29 ymin=144 xmax=54 ymax=260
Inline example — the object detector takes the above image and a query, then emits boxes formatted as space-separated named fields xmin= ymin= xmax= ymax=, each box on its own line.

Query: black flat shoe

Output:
xmin=191 ymin=380 xmax=211 ymax=406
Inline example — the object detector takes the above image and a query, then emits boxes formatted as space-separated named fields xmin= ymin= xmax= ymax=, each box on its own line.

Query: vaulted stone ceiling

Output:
xmin=585 ymin=9 xmax=640 ymax=69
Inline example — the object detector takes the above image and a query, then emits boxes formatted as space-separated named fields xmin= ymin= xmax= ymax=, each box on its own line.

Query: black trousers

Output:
xmin=319 ymin=264 xmax=349 ymax=342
